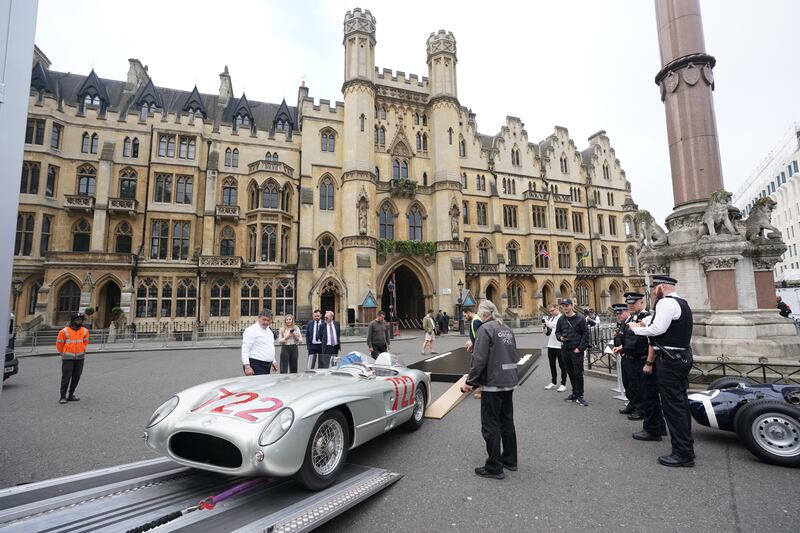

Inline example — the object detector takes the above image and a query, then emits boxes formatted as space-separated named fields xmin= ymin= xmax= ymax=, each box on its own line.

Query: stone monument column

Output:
xmin=639 ymin=0 xmax=798 ymax=359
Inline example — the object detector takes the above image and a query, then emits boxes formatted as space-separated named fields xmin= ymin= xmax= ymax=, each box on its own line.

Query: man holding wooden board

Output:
xmin=460 ymin=300 xmax=519 ymax=480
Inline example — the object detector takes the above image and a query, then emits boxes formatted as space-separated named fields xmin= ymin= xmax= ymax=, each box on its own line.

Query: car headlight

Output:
xmin=259 ymin=408 xmax=294 ymax=446
xmin=146 ymin=396 xmax=179 ymax=428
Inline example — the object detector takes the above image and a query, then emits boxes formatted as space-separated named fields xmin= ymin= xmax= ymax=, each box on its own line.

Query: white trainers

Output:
xmin=557 ymin=384 xmax=567 ymax=392
xmin=544 ymin=383 xmax=556 ymax=390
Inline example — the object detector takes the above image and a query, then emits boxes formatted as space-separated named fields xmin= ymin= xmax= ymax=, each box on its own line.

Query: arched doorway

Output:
xmin=609 ymin=283 xmax=621 ymax=308
xmin=98 ymin=280 xmax=121 ymax=328
xmin=541 ymin=284 xmax=552 ymax=308
xmin=319 ymin=279 xmax=341 ymax=319
xmin=485 ymin=283 xmax=496 ymax=304
xmin=56 ymin=280 xmax=81 ymax=325
xmin=381 ymin=265 xmax=424 ymax=324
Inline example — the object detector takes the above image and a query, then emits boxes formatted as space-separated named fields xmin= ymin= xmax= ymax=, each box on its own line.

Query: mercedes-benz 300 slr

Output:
xmin=688 ymin=377 xmax=800 ymax=467
xmin=143 ymin=352 xmax=430 ymax=490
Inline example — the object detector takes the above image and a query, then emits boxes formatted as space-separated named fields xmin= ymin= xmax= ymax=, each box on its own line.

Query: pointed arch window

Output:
xmin=360 ymin=113 xmax=366 ymax=132
xmin=281 ymin=184 xmax=292 ymax=212
xmin=240 ymin=279 xmax=260 ymax=317
xmin=231 ymin=148 xmax=239 ymax=167
xmin=119 ymin=168 xmax=137 ymax=199
xmin=414 ymin=113 xmax=420 ymax=125
xmin=220 ymin=226 xmax=235 ymax=256
xmin=262 ymin=181 xmax=279 ymax=209
xmin=379 ymin=204 xmax=394 ymax=240
xmin=160 ymin=281 xmax=172 ymax=318
xmin=210 ymin=279 xmax=231 ymax=317
xmin=321 ymin=129 xmax=336 ymax=152
xmin=81 ymin=132 xmax=90 ymax=153
xmin=560 ymin=154 xmax=568 ymax=173
xmin=261 ymin=225 xmax=277 ymax=262
xmin=401 ymin=160 xmax=408 ymax=178
xmin=77 ymin=165 xmax=96 ymax=196
xmin=265 ymin=152 xmax=272 ymax=161
xmin=422 ymin=172 xmax=428 ymax=186
xmin=281 ymin=227 xmax=290 ymax=262
xmin=225 ymin=148 xmax=232 ymax=167
xmin=247 ymin=226 xmax=257 ymax=262
xmin=506 ymin=241 xmax=520 ymax=266
xmin=422 ymin=114 xmax=428 ymax=127
xmin=83 ymin=94 xmax=101 ymax=107
xmin=478 ymin=240 xmax=491 ymax=265
xmin=319 ymin=176 xmax=334 ymax=210
xmin=131 ymin=138 xmax=139 ymax=158
xmin=248 ymin=182 xmax=259 ymax=210
xmin=222 ymin=178 xmax=237 ymax=206
xmin=575 ymin=244 xmax=587 ymax=267
xmin=575 ymin=284 xmax=589 ymax=307
xmin=374 ymin=126 xmax=379 ymax=146
xmin=379 ymin=107 xmax=386 ymax=120
xmin=392 ymin=160 xmax=400 ymax=179
xmin=115 ymin=221 xmax=133 ymax=253
xmin=123 ymin=137 xmax=132 ymax=157
xmin=407 ymin=205 xmax=423 ymax=242
xmin=623 ymin=216 xmax=634 ymax=238
xmin=508 ymin=282 xmax=523 ymax=308
xmin=72 ymin=219 xmax=91 ymax=252
xmin=459 ymin=139 xmax=466 ymax=157
xmin=379 ymin=127 xmax=385 ymax=147
xmin=136 ymin=278 xmax=158 ymax=318
xmin=603 ymin=161 xmax=610 ymax=180
xmin=416 ymin=132 xmax=422 ymax=151
xmin=318 ymin=235 xmax=335 ymax=268
xmin=275 ymin=280 xmax=294 ymax=316
xmin=422 ymin=133 xmax=428 ymax=153
xmin=176 ymin=279 xmax=197 ymax=317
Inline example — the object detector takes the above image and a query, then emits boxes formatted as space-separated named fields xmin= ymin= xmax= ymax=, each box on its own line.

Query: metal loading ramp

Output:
xmin=0 ymin=458 xmax=401 ymax=532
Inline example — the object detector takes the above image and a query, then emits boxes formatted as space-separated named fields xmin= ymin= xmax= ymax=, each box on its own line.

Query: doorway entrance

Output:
xmin=381 ymin=264 xmax=424 ymax=325
xmin=98 ymin=281 xmax=121 ymax=328
xmin=485 ymin=284 xmax=496 ymax=304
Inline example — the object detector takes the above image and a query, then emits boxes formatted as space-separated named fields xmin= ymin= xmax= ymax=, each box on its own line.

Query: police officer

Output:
xmin=616 ymin=293 xmax=651 ymax=420
xmin=629 ymin=275 xmax=695 ymax=467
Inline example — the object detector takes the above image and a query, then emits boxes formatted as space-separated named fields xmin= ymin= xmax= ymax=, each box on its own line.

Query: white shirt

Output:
xmin=241 ymin=322 xmax=276 ymax=365
xmin=311 ymin=320 xmax=322 ymax=344
xmin=543 ymin=314 xmax=562 ymax=349
xmin=633 ymin=294 xmax=683 ymax=337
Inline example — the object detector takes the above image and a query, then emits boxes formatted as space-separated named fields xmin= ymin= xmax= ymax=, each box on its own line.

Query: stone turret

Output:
xmin=426 ymin=30 xmax=457 ymax=99
xmin=343 ymin=8 xmax=376 ymax=84
xmin=218 ymin=66 xmax=233 ymax=107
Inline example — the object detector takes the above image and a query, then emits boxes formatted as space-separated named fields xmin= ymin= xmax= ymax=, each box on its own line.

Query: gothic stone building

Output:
xmin=13 ymin=8 xmax=643 ymax=329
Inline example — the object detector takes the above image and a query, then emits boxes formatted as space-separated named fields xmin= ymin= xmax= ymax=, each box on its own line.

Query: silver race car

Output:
xmin=143 ymin=352 xmax=430 ymax=490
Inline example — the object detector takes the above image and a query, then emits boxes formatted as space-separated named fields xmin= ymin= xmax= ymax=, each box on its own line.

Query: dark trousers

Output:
xmin=621 ymin=357 xmax=645 ymax=413
xmin=319 ymin=346 xmax=338 ymax=369
xmin=280 ymin=345 xmax=299 ymax=374
xmin=480 ymin=390 xmax=517 ymax=474
xmin=562 ymin=349 xmax=584 ymax=397
xmin=307 ymin=347 xmax=321 ymax=369
xmin=371 ymin=343 xmax=387 ymax=358
xmin=641 ymin=365 xmax=667 ymax=435
xmin=656 ymin=353 xmax=695 ymax=460
xmin=60 ymin=358 xmax=84 ymax=398
xmin=249 ymin=358 xmax=273 ymax=375
xmin=547 ymin=347 xmax=566 ymax=385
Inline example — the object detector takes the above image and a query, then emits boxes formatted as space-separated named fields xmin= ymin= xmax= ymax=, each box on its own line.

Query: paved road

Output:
xmin=0 ymin=333 xmax=796 ymax=532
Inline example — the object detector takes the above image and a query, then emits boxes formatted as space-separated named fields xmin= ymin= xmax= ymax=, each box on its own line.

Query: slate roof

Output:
xmin=30 ymin=62 xmax=298 ymax=131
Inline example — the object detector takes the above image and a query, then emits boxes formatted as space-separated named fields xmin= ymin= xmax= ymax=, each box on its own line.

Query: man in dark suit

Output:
xmin=318 ymin=310 xmax=341 ymax=369
xmin=305 ymin=309 xmax=323 ymax=369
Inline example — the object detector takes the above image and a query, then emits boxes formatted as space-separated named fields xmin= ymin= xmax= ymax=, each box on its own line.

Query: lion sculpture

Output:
xmin=697 ymin=189 xmax=738 ymax=237
xmin=745 ymin=197 xmax=781 ymax=242
xmin=634 ymin=210 xmax=668 ymax=249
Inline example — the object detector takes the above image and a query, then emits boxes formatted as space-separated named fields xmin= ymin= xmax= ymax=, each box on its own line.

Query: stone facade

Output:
xmin=12 ymin=11 xmax=642 ymax=329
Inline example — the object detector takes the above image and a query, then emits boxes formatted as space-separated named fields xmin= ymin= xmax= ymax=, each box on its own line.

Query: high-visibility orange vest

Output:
xmin=56 ymin=326 xmax=89 ymax=359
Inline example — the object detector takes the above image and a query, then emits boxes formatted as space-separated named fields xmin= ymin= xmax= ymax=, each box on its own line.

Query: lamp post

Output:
xmin=457 ymin=279 xmax=464 ymax=335
xmin=387 ymin=277 xmax=395 ymax=339
xmin=11 ymin=278 xmax=23 ymax=316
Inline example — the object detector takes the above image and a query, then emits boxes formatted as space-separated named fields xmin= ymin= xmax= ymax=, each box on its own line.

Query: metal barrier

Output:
xmin=689 ymin=357 xmax=800 ymax=385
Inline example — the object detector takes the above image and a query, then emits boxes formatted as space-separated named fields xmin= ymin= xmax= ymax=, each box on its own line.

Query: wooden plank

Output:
xmin=424 ymin=374 xmax=470 ymax=420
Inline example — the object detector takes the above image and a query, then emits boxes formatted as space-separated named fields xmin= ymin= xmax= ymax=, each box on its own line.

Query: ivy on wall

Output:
xmin=377 ymin=239 xmax=436 ymax=258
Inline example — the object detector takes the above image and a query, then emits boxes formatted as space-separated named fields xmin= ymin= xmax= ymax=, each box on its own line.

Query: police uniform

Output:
xmin=632 ymin=275 xmax=695 ymax=467
xmin=618 ymin=294 xmax=651 ymax=419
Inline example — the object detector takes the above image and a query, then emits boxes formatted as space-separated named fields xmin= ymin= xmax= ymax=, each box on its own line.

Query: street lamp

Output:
xmin=11 ymin=278 xmax=23 ymax=315
xmin=457 ymin=279 xmax=464 ymax=335
xmin=387 ymin=277 xmax=395 ymax=339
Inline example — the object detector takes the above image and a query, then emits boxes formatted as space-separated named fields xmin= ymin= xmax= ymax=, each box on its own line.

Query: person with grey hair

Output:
xmin=241 ymin=310 xmax=277 ymax=375
xmin=461 ymin=300 xmax=519 ymax=479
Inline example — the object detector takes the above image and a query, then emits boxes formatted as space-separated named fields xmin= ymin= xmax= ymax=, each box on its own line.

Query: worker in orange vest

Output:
xmin=56 ymin=313 xmax=90 ymax=404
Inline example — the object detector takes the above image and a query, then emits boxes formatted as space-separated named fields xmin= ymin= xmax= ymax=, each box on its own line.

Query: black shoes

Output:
xmin=632 ymin=430 xmax=662 ymax=441
xmin=627 ymin=412 xmax=644 ymax=420
xmin=564 ymin=394 xmax=577 ymax=402
xmin=502 ymin=463 xmax=518 ymax=471
xmin=658 ymin=454 xmax=695 ymax=467
xmin=67 ymin=395 xmax=80 ymax=402
xmin=619 ymin=406 xmax=635 ymax=415
xmin=59 ymin=397 xmax=67 ymax=404
xmin=474 ymin=467 xmax=505 ymax=479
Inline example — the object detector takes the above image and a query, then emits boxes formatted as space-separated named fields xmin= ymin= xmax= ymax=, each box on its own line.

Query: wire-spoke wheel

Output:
xmin=295 ymin=410 xmax=350 ymax=490
xmin=403 ymin=385 xmax=426 ymax=432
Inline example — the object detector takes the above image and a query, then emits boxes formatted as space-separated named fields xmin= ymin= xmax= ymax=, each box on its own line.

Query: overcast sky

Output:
xmin=34 ymin=0 xmax=800 ymax=224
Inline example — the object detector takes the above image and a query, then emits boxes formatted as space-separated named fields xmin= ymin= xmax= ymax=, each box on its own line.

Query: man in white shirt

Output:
xmin=241 ymin=310 xmax=277 ymax=375
xmin=305 ymin=309 xmax=323 ymax=369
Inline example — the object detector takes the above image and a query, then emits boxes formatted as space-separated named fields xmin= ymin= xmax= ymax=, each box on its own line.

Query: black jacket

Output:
xmin=555 ymin=314 xmax=591 ymax=352
xmin=466 ymin=320 xmax=519 ymax=389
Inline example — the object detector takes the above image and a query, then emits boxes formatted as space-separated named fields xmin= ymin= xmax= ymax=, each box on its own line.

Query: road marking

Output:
xmin=425 ymin=351 xmax=451 ymax=362
xmin=517 ymin=353 xmax=532 ymax=366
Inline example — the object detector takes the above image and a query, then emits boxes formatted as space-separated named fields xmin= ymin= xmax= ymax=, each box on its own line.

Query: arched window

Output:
xmin=379 ymin=203 xmax=394 ymax=240
xmin=375 ymin=166 xmax=380 ymax=180
xmin=210 ymin=279 xmax=231 ymax=317
xmin=265 ymin=152 xmax=272 ymax=161
xmin=248 ymin=182 xmax=259 ymax=210
xmin=461 ymin=173 xmax=467 ymax=188
xmin=321 ymin=130 xmax=336 ymax=152
xmin=611 ymin=246 xmax=620 ymax=267
xmin=76 ymin=165 xmax=96 ymax=196
xmin=401 ymin=160 xmax=408 ymax=178
xmin=575 ymin=244 xmax=587 ymax=267
xmin=281 ymin=184 xmax=292 ymax=212
xmin=623 ymin=216 xmax=634 ymax=238
xmin=58 ymin=280 xmax=82 ymax=317
xmin=379 ymin=107 xmax=386 ymax=120
xmin=276 ymin=280 xmax=294 ymax=316
xmin=261 ymin=225 xmax=277 ymax=262
xmin=261 ymin=181 xmax=279 ymax=209
xmin=220 ymin=226 xmax=235 ymax=256
xmin=272 ymin=152 xmax=278 ymax=161
xmin=422 ymin=114 xmax=427 ymax=126
xmin=81 ymin=132 xmax=90 ymax=153
xmin=416 ymin=132 xmax=422 ymax=151
xmin=508 ymin=282 xmax=523 ymax=308
xmin=478 ymin=240 xmax=491 ymax=265
xmin=374 ymin=126 xmax=379 ymax=146
xmin=119 ymin=168 xmax=137 ymax=199
xmin=512 ymin=180 xmax=516 ymax=194
xmin=247 ymin=226 xmax=257 ymax=262
xmin=392 ymin=160 xmax=400 ymax=179
xmin=422 ymin=133 xmax=428 ymax=152
xmin=123 ymin=137 xmax=132 ymax=157
xmin=240 ymin=279 xmax=260 ymax=317
xmin=134 ymin=278 xmax=157 ymax=317
xmin=90 ymin=133 xmax=99 ymax=154
xmin=115 ymin=221 xmax=133 ymax=253
xmin=603 ymin=161 xmax=610 ymax=180
xmin=575 ymin=284 xmax=589 ymax=307
xmin=414 ymin=113 xmax=420 ymax=125
xmin=318 ymin=235 xmax=334 ymax=268
xmin=319 ymin=176 xmax=334 ymax=210
xmin=423 ymin=172 xmax=428 ymax=186
xmin=407 ymin=205 xmax=423 ymax=241
xmin=72 ymin=219 xmax=91 ymax=252
xmin=222 ymin=178 xmax=237 ymax=205
xmin=459 ymin=139 xmax=466 ymax=157
xmin=360 ymin=114 xmax=365 ymax=132
xmin=231 ymin=148 xmax=239 ymax=167
xmin=132 ymin=138 xmax=139 ymax=158
xmin=379 ymin=127 xmax=385 ymax=147
xmin=627 ymin=247 xmax=638 ymax=272
xmin=448 ymin=128 xmax=453 ymax=145
xmin=281 ymin=227 xmax=289 ymax=262
xmin=560 ymin=154 xmax=568 ymax=173
xmin=176 ymin=278 xmax=197 ymax=317
xmin=506 ymin=241 xmax=520 ymax=266
xmin=225 ymin=148 xmax=232 ymax=167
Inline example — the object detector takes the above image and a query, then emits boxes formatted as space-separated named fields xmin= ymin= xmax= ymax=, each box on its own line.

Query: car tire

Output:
xmin=294 ymin=409 xmax=350 ymax=491
xmin=708 ymin=376 xmax=757 ymax=390
xmin=733 ymin=399 xmax=800 ymax=468
xmin=403 ymin=384 xmax=427 ymax=432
